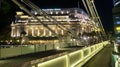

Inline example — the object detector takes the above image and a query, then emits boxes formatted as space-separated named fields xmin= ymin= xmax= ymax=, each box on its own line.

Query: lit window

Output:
xmin=116 ymin=21 xmax=120 ymax=24
xmin=50 ymin=12 xmax=53 ymax=14
xmin=61 ymin=11 xmax=64 ymax=14
xmin=34 ymin=12 xmax=37 ymax=15
xmin=66 ymin=11 xmax=69 ymax=14
xmin=115 ymin=16 xmax=120 ymax=19
xmin=16 ymin=12 xmax=23 ymax=15
xmin=56 ymin=12 xmax=58 ymax=14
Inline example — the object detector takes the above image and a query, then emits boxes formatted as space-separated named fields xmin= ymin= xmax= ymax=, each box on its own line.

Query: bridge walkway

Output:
xmin=83 ymin=43 xmax=113 ymax=67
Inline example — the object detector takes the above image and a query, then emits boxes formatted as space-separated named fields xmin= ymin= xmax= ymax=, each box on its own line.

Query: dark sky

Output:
xmin=0 ymin=0 xmax=114 ymax=31
xmin=30 ymin=0 xmax=114 ymax=31
xmin=94 ymin=0 xmax=114 ymax=31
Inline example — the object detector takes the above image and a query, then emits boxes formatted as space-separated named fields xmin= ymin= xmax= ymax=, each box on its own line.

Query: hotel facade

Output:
xmin=11 ymin=8 xmax=97 ymax=44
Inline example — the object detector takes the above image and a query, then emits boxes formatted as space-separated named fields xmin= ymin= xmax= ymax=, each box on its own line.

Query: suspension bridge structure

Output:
xmin=0 ymin=0 xmax=112 ymax=67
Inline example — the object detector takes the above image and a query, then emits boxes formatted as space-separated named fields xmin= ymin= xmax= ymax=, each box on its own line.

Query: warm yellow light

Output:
xmin=20 ymin=15 xmax=29 ymax=18
xmin=17 ymin=40 xmax=20 ymax=42
xmin=56 ymin=46 xmax=60 ymax=50
xmin=10 ymin=40 xmax=12 ymax=42
xmin=37 ymin=55 xmax=66 ymax=67
xmin=96 ymin=28 xmax=101 ymax=32
xmin=116 ymin=27 xmax=120 ymax=31
xmin=35 ymin=28 xmax=38 ymax=29
xmin=16 ymin=11 xmax=23 ymax=15
xmin=56 ymin=12 xmax=58 ymax=14
xmin=61 ymin=11 xmax=64 ymax=14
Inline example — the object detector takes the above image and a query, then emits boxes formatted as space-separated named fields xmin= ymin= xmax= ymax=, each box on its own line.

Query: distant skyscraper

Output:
xmin=112 ymin=1 xmax=120 ymax=67
xmin=113 ymin=0 xmax=120 ymax=34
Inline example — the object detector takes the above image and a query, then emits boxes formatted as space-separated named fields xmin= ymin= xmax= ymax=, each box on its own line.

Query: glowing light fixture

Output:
xmin=16 ymin=11 xmax=23 ymax=15
xmin=20 ymin=15 xmax=29 ymax=18
xmin=56 ymin=46 xmax=60 ymax=50
xmin=116 ymin=27 xmax=120 ymax=31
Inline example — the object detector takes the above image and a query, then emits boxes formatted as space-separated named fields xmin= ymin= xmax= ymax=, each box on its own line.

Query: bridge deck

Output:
xmin=0 ymin=50 xmax=69 ymax=67
xmin=0 ymin=46 xmax=83 ymax=67
xmin=0 ymin=43 xmax=112 ymax=67
xmin=83 ymin=43 xmax=113 ymax=67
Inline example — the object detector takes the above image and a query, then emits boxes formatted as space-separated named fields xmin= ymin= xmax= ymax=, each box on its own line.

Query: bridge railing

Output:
xmin=111 ymin=43 xmax=120 ymax=67
xmin=20 ymin=41 xmax=109 ymax=67
xmin=0 ymin=43 xmax=60 ymax=59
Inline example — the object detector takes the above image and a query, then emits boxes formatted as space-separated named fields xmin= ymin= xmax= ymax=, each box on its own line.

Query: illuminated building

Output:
xmin=112 ymin=1 xmax=120 ymax=67
xmin=113 ymin=0 xmax=120 ymax=34
xmin=11 ymin=8 xmax=97 ymax=44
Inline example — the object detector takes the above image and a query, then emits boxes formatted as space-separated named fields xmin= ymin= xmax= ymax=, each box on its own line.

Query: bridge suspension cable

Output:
xmin=82 ymin=0 xmax=106 ymax=41
xmin=12 ymin=0 xmax=80 ymax=46
xmin=12 ymin=0 xmax=57 ymax=35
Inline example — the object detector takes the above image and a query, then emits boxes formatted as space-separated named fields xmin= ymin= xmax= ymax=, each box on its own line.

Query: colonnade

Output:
xmin=11 ymin=25 xmax=67 ymax=37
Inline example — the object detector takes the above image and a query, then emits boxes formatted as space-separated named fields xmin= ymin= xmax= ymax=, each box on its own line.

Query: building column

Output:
xmin=25 ymin=26 xmax=28 ymax=36
xmin=14 ymin=27 xmax=17 ymax=37
xmin=61 ymin=30 xmax=64 ymax=35
xmin=17 ymin=28 xmax=20 ymax=37
xmin=49 ymin=31 xmax=52 ymax=36
xmin=11 ymin=27 xmax=14 ymax=37
xmin=26 ymin=29 xmax=28 ymax=36
xmin=43 ymin=28 xmax=46 ymax=36
xmin=37 ymin=29 xmax=40 ymax=36
xmin=32 ymin=28 xmax=34 ymax=36
xmin=41 ymin=25 xmax=43 ymax=36
xmin=51 ymin=26 xmax=55 ymax=36
xmin=55 ymin=26 xmax=58 ymax=34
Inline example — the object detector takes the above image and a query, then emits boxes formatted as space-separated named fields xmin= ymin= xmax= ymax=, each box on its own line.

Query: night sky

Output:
xmin=0 ymin=0 xmax=114 ymax=32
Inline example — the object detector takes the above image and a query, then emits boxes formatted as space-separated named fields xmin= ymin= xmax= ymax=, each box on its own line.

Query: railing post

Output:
xmin=66 ymin=54 xmax=70 ymax=67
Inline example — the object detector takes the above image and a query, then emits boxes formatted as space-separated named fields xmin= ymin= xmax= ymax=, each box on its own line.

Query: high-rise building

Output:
xmin=113 ymin=0 xmax=120 ymax=34
xmin=112 ymin=1 xmax=120 ymax=67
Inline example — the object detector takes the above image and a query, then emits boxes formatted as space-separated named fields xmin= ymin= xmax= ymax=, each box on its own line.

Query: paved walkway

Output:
xmin=83 ymin=44 xmax=113 ymax=67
